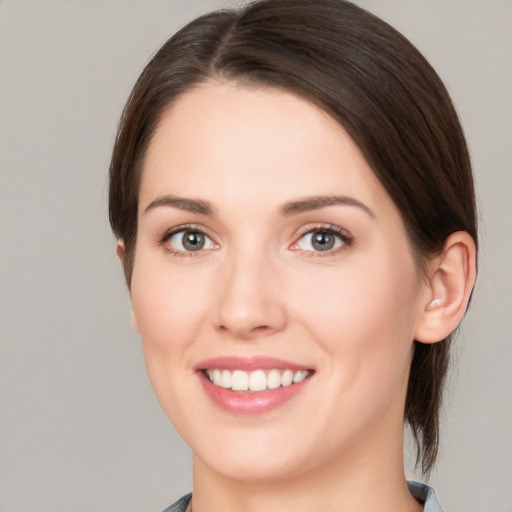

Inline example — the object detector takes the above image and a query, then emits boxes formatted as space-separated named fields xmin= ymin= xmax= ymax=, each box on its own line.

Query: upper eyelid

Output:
xmin=293 ymin=223 xmax=353 ymax=240
xmin=160 ymin=223 xmax=213 ymax=241
xmin=157 ymin=222 xmax=353 ymax=249
xmin=290 ymin=224 xmax=354 ymax=252
xmin=159 ymin=225 xmax=218 ymax=256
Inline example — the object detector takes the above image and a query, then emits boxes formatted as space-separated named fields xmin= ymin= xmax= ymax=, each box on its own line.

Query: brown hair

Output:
xmin=109 ymin=0 xmax=477 ymax=474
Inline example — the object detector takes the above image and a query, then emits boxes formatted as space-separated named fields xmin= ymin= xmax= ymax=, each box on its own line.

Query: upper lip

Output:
xmin=194 ymin=356 xmax=313 ymax=372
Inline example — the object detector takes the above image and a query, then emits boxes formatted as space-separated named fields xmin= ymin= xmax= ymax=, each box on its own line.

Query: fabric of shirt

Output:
xmin=161 ymin=481 xmax=444 ymax=512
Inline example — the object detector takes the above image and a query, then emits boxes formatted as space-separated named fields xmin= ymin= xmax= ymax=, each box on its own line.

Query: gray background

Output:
xmin=1 ymin=1 xmax=510 ymax=511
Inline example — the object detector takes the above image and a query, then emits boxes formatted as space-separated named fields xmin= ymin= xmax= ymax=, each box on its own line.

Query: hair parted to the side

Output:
xmin=109 ymin=0 xmax=477 ymax=474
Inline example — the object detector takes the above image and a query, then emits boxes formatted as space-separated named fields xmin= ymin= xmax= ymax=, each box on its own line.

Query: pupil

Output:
xmin=312 ymin=231 xmax=334 ymax=251
xmin=183 ymin=232 xmax=204 ymax=251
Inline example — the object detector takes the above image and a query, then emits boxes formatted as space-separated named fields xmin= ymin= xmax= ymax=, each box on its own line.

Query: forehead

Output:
xmin=139 ymin=82 xmax=391 ymax=215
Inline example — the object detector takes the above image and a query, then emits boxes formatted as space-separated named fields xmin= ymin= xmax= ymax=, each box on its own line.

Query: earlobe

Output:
xmin=414 ymin=231 xmax=477 ymax=344
xmin=116 ymin=239 xmax=138 ymax=331
xmin=131 ymin=309 xmax=140 ymax=333
xmin=116 ymin=239 xmax=126 ymax=262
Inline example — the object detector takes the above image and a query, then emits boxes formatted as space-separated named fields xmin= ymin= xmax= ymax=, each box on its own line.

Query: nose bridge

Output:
xmin=213 ymin=241 xmax=286 ymax=339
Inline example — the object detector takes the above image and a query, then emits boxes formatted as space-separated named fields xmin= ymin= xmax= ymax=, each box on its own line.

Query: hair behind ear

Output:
xmin=407 ymin=231 xmax=476 ymax=473
xmin=406 ymin=338 xmax=450 ymax=474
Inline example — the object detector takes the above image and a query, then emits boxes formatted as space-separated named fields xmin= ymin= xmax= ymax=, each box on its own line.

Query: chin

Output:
xmin=197 ymin=447 xmax=309 ymax=483
xmin=185 ymin=422 xmax=317 ymax=483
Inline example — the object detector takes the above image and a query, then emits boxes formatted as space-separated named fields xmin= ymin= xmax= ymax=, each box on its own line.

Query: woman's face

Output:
xmin=130 ymin=82 xmax=430 ymax=482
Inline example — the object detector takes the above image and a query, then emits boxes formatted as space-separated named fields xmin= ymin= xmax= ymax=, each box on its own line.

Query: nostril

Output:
xmin=212 ymin=265 xmax=288 ymax=338
xmin=215 ymin=321 xmax=274 ymax=339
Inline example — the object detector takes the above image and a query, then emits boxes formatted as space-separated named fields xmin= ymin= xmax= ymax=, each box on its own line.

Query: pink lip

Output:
xmin=194 ymin=356 xmax=310 ymax=372
xmin=195 ymin=356 xmax=314 ymax=415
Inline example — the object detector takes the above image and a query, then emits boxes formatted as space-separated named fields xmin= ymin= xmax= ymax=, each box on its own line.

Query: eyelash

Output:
xmin=291 ymin=224 xmax=354 ymax=256
xmin=158 ymin=224 xmax=353 ymax=257
xmin=159 ymin=224 xmax=216 ymax=258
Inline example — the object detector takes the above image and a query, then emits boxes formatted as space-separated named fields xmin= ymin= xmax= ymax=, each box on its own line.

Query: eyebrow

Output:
xmin=143 ymin=193 xmax=374 ymax=218
xmin=143 ymin=195 xmax=215 ymax=215
xmin=278 ymin=195 xmax=375 ymax=218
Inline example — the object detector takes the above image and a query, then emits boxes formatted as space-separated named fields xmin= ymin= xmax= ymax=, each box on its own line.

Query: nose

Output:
xmin=213 ymin=251 xmax=287 ymax=340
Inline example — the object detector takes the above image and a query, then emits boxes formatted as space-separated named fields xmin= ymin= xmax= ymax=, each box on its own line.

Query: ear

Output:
xmin=116 ymin=239 xmax=139 ymax=332
xmin=414 ymin=231 xmax=477 ymax=344
xmin=130 ymin=309 xmax=140 ymax=334
xmin=116 ymin=239 xmax=126 ymax=262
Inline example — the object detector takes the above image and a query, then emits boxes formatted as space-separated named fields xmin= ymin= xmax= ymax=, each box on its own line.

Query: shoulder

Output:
xmin=408 ymin=481 xmax=445 ymax=512
xmin=161 ymin=493 xmax=192 ymax=512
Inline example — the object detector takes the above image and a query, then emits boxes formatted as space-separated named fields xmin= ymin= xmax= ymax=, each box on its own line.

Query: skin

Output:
xmin=121 ymin=82 xmax=475 ymax=512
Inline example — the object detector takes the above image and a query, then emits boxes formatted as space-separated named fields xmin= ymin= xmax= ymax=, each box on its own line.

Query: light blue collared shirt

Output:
xmin=162 ymin=481 xmax=444 ymax=511
xmin=408 ymin=481 xmax=445 ymax=511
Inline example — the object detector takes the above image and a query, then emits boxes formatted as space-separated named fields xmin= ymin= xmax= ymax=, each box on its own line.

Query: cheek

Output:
xmin=129 ymin=256 xmax=215 ymax=424
xmin=288 ymin=252 xmax=421 ymax=383
xmin=129 ymin=254 xmax=217 ymax=398
xmin=131 ymin=255 xmax=209 ymax=337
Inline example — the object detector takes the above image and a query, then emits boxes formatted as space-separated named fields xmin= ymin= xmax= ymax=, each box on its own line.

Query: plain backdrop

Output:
xmin=1 ymin=1 xmax=511 ymax=511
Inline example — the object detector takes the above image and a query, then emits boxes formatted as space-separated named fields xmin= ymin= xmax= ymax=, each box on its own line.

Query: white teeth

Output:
xmin=205 ymin=368 xmax=311 ymax=391
xmin=267 ymin=369 xmax=281 ymax=389
xmin=281 ymin=369 xmax=294 ymax=387
xmin=248 ymin=370 xmax=267 ymax=391
xmin=293 ymin=370 xmax=309 ymax=383
xmin=231 ymin=370 xmax=249 ymax=391
xmin=220 ymin=369 xmax=232 ymax=388
xmin=212 ymin=369 xmax=222 ymax=386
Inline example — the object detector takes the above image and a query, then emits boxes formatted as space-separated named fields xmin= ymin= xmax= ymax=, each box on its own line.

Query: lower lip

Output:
xmin=198 ymin=372 xmax=311 ymax=415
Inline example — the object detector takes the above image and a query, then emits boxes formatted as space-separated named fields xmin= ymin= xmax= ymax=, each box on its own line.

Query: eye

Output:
xmin=165 ymin=229 xmax=216 ymax=253
xmin=294 ymin=228 xmax=349 ymax=253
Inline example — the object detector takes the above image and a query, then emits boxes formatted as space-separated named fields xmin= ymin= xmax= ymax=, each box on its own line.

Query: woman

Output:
xmin=109 ymin=1 xmax=477 ymax=510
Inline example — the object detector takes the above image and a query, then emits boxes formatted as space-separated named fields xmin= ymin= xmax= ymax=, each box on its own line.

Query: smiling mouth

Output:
xmin=202 ymin=368 xmax=313 ymax=392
